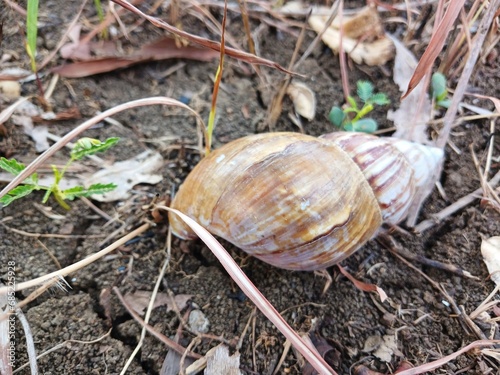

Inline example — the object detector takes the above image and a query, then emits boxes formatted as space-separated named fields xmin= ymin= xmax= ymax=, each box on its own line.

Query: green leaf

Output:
xmin=346 ymin=96 xmax=358 ymax=110
xmin=26 ymin=0 xmax=40 ymax=72
xmin=431 ymin=72 xmax=447 ymax=100
xmin=0 ymin=158 xmax=26 ymax=176
xmin=0 ymin=185 xmax=37 ymax=206
xmin=437 ymin=98 xmax=451 ymax=109
xmin=368 ymin=93 xmax=390 ymax=106
xmin=0 ymin=158 xmax=38 ymax=184
xmin=328 ymin=107 xmax=346 ymax=127
xmin=352 ymin=118 xmax=378 ymax=133
xmin=63 ymin=183 xmax=117 ymax=200
xmin=71 ymin=137 xmax=119 ymax=160
xmin=357 ymin=81 xmax=373 ymax=103
xmin=343 ymin=122 xmax=354 ymax=131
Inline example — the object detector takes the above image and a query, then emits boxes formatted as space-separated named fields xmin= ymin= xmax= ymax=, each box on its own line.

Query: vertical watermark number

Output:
xmin=7 ymin=261 xmax=16 ymax=368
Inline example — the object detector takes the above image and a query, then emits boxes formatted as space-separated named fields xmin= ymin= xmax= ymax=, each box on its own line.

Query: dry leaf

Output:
xmin=338 ymin=265 xmax=387 ymax=302
xmin=387 ymin=35 xmax=432 ymax=144
xmin=286 ymin=81 xmax=316 ymax=120
xmin=481 ymin=236 xmax=500 ymax=286
xmin=0 ymin=67 xmax=32 ymax=80
xmin=84 ymin=150 xmax=164 ymax=202
xmin=205 ymin=345 xmax=242 ymax=375
xmin=54 ymin=37 xmax=220 ymax=78
xmin=362 ymin=335 xmax=400 ymax=363
xmin=308 ymin=6 xmax=394 ymax=66
xmin=123 ymin=290 xmax=193 ymax=315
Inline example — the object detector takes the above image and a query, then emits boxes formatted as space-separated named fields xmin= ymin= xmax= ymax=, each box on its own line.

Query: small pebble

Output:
xmin=188 ymin=309 xmax=210 ymax=333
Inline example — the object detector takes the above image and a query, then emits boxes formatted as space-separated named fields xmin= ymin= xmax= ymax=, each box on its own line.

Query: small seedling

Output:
xmin=329 ymin=80 xmax=390 ymax=133
xmin=431 ymin=72 xmax=451 ymax=109
xmin=0 ymin=137 xmax=119 ymax=209
xmin=94 ymin=0 xmax=109 ymax=39
xmin=26 ymin=0 xmax=39 ymax=74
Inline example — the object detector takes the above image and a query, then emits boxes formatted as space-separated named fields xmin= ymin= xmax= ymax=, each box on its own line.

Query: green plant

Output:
xmin=431 ymin=72 xmax=451 ymax=109
xmin=26 ymin=0 xmax=39 ymax=73
xmin=0 ymin=137 xmax=119 ymax=209
xmin=328 ymin=81 xmax=390 ymax=133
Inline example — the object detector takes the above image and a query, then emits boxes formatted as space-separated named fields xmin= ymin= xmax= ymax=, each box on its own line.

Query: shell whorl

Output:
xmin=169 ymin=132 xmax=443 ymax=271
xmin=321 ymin=132 xmax=444 ymax=225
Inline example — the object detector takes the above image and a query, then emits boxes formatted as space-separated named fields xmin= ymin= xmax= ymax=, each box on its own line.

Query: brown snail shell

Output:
xmin=169 ymin=132 xmax=443 ymax=271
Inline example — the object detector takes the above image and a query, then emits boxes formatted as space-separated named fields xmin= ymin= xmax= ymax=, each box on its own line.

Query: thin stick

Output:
xmin=415 ymin=171 xmax=500 ymax=233
xmin=294 ymin=1 xmax=339 ymax=69
xmin=0 ymin=223 xmax=150 ymax=296
xmin=377 ymin=234 xmax=478 ymax=279
xmin=113 ymin=287 xmax=201 ymax=359
xmin=13 ymin=329 xmax=112 ymax=373
xmin=338 ymin=0 xmax=350 ymax=101
xmin=120 ymin=228 xmax=174 ymax=374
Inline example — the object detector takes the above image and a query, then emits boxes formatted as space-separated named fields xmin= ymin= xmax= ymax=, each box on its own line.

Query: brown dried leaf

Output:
xmin=53 ymin=37 xmax=219 ymax=78
xmin=337 ymin=265 xmax=387 ymax=302
xmin=308 ymin=6 xmax=394 ymax=66
xmin=386 ymin=35 xmax=431 ymax=143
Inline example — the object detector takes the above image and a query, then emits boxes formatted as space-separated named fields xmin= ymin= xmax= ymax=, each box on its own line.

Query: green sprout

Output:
xmin=328 ymin=80 xmax=390 ymax=133
xmin=431 ymin=72 xmax=451 ymax=109
xmin=94 ymin=0 xmax=109 ymax=39
xmin=0 ymin=137 xmax=119 ymax=209
xmin=26 ymin=0 xmax=39 ymax=73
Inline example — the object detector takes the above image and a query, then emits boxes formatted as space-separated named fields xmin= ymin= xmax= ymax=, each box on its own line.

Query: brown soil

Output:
xmin=1 ymin=1 xmax=499 ymax=374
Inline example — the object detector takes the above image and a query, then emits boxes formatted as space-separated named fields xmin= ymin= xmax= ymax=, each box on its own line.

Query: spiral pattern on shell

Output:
xmin=169 ymin=132 xmax=443 ymax=271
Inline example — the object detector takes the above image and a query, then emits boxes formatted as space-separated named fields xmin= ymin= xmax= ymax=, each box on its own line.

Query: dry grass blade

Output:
xmin=402 ymin=0 xmax=466 ymax=99
xmin=161 ymin=206 xmax=337 ymax=375
xmin=0 ymin=223 xmax=151 ymax=300
xmin=111 ymin=0 xmax=295 ymax=75
xmin=396 ymin=340 xmax=500 ymax=374
xmin=205 ymin=0 xmax=228 ymax=154
xmin=16 ymin=307 xmax=38 ymax=374
xmin=436 ymin=0 xmax=500 ymax=148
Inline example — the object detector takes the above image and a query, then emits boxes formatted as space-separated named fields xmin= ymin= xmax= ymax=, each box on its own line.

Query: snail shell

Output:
xmin=169 ymin=132 xmax=443 ymax=271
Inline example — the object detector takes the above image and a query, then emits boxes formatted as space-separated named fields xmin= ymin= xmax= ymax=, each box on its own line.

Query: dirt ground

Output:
xmin=1 ymin=0 xmax=500 ymax=374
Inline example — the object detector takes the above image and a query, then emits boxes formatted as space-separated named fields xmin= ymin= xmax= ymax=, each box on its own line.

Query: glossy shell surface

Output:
xmin=169 ymin=132 xmax=383 ymax=270
xmin=321 ymin=132 xmax=415 ymax=224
